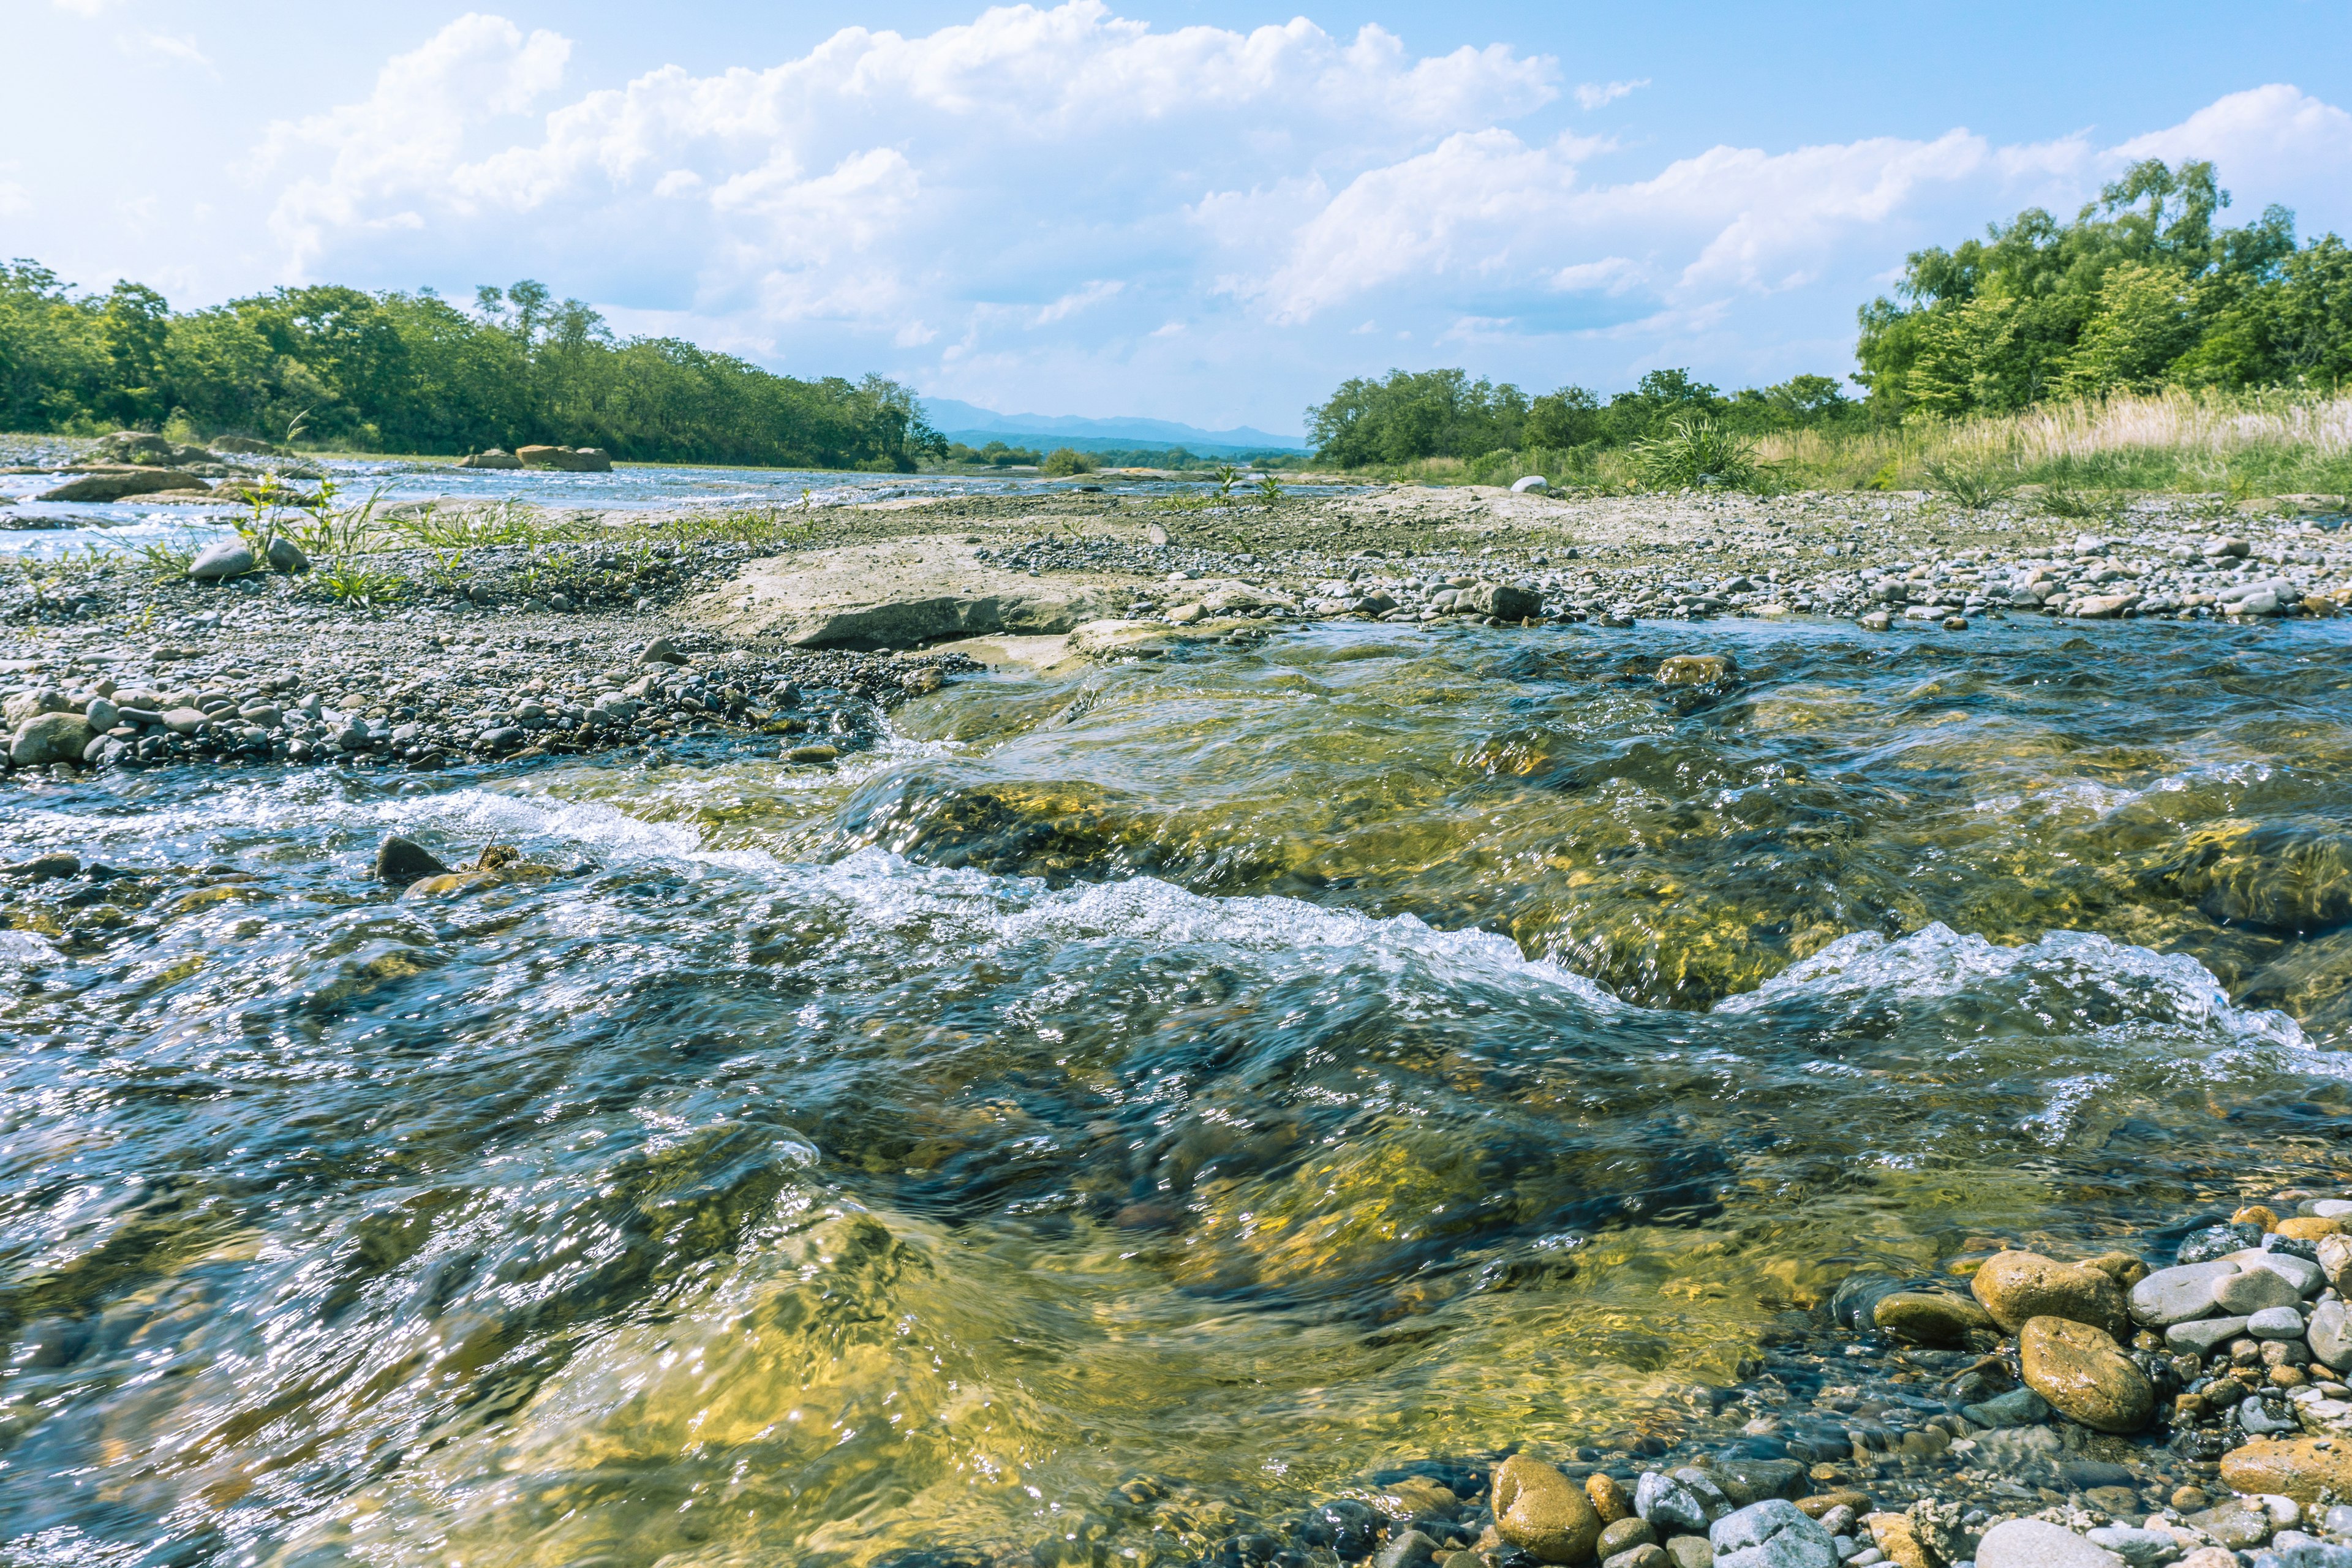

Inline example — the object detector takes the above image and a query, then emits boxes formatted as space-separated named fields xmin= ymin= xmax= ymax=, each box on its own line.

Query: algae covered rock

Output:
xmin=1970 ymin=1250 xmax=2130 ymax=1337
xmin=2018 ymin=1316 xmax=2154 ymax=1433
xmin=1494 ymin=1453 xmax=1602 ymax=1564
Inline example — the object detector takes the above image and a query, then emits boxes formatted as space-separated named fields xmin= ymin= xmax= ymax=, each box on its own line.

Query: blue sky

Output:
xmin=10 ymin=1 xmax=2352 ymax=436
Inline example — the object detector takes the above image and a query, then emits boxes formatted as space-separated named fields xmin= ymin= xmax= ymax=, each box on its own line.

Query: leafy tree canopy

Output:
xmin=0 ymin=264 xmax=943 ymax=471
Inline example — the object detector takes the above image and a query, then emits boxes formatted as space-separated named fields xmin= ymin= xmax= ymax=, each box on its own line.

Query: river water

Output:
xmin=0 ymin=457 xmax=1304 ymax=563
xmin=2 ymin=616 xmax=2350 ymax=1564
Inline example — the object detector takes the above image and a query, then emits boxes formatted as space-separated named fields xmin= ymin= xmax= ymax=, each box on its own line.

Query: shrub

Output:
xmin=1628 ymin=417 xmax=1759 ymax=489
xmin=1040 ymin=447 xmax=1096 ymax=477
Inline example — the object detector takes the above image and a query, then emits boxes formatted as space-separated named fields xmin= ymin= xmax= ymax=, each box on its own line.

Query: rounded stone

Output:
xmin=1494 ymin=1453 xmax=1602 ymax=1565
xmin=2220 ymin=1436 xmax=2352 ymax=1504
xmin=2129 ymin=1260 xmax=2239 ymax=1326
xmin=1587 ymin=1473 xmax=1634 ymax=1525
xmin=2216 ymin=1264 xmax=2305 ymax=1314
xmin=2018 ymin=1316 xmax=2154 ymax=1433
xmin=2248 ymin=1305 xmax=2309 ymax=1340
xmin=187 ymin=537 xmax=255 ymax=580
xmin=1872 ymin=1291 xmax=1995 ymax=1346
xmin=2237 ymin=1205 xmax=2283 ymax=1232
xmin=1604 ymin=1548 xmax=1670 ymax=1568
xmin=1600 ymin=1518 xmax=1659 ymax=1556
xmin=1656 ymin=654 xmax=1735 ymax=686
xmin=1975 ymin=1520 xmax=2125 ymax=1568
xmin=2278 ymin=1216 xmax=2346 ymax=1242
xmin=2310 ymin=1298 xmax=2352 ymax=1371
xmin=1971 ymin=1250 xmax=2131 ymax=1337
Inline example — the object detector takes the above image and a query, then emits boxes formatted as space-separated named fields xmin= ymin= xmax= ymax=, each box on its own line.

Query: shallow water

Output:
xmin=3 ymin=618 xmax=2351 ymax=1564
xmin=0 ymin=457 xmax=1332 ymax=562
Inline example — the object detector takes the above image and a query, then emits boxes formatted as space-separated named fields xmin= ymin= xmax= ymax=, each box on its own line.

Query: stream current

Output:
xmin=3 ymin=617 xmax=2350 ymax=1564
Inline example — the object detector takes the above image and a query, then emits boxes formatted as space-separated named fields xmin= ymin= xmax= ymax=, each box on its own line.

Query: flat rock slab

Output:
xmin=690 ymin=535 xmax=1150 ymax=649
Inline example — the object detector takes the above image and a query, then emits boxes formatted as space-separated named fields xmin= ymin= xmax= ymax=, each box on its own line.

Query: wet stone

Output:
xmin=1599 ymin=1518 xmax=1659 ymax=1556
xmin=2166 ymin=1314 xmax=2251 ymax=1354
xmin=2179 ymin=1223 xmax=2266 ymax=1264
xmin=1976 ymin=1520 xmax=2126 ymax=1568
xmin=2130 ymin=1261 xmax=2240 ymax=1327
xmin=373 ymin=834 xmax=450 ymax=887
xmin=2251 ymin=1305 xmax=2310 ymax=1339
xmin=1708 ymin=1500 xmax=1836 ymax=1568
xmin=2019 ymin=1316 xmax=2155 ymax=1433
xmin=1637 ymin=1471 xmax=1723 ymax=1534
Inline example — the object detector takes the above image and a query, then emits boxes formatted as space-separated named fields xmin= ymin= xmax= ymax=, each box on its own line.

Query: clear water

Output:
xmin=2 ymin=617 xmax=2349 ymax=1565
xmin=0 ymin=457 xmax=1319 ymax=562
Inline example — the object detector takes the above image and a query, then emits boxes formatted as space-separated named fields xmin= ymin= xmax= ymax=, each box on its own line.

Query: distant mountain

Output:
xmin=921 ymin=397 xmax=1306 ymax=453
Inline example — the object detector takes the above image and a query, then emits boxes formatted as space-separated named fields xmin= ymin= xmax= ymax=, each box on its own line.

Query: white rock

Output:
xmin=1510 ymin=475 xmax=1550 ymax=494
xmin=1709 ymin=1499 xmax=1837 ymax=1568
xmin=2310 ymin=1298 xmax=2352 ymax=1370
xmin=2164 ymin=1315 xmax=2249 ymax=1354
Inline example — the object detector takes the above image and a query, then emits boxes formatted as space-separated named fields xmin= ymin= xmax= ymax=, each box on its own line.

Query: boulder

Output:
xmin=1975 ymin=1520 xmax=2125 ymax=1568
xmin=188 ymin=538 xmax=256 ymax=581
xmin=265 ymin=537 xmax=310 ymax=573
xmin=85 ymin=430 xmax=211 ymax=466
xmin=2221 ymin=1436 xmax=2352 ymax=1504
xmin=454 ymin=448 xmax=524 ymax=470
xmin=1468 ymin=581 xmax=1542 ymax=619
xmin=2019 ymin=1316 xmax=2154 ymax=1433
xmin=1973 ymin=1250 xmax=2132 ymax=1337
xmin=514 ymin=445 xmax=612 ymax=472
xmin=209 ymin=435 xmax=280 ymax=455
xmin=1493 ymin=1453 xmax=1602 ymax=1564
xmin=1873 ymin=1291 xmax=1995 ymax=1346
xmin=9 ymin=711 xmax=94 ymax=766
xmin=37 ymin=467 xmax=211 ymax=502
xmin=1510 ymin=475 xmax=1550 ymax=494
xmin=1708 ymin=1499 xmax=1837 ymax=1568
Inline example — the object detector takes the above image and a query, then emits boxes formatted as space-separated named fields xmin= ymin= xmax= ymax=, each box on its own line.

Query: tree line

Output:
xmin=0 ymin=268 xmax=942 ymax=470
xmin=1306 ymin=159 xmax=2351 ymax=466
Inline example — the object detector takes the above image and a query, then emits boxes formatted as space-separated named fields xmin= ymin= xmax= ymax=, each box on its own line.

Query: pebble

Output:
xmin=2167 ymin=1314 xmax=2252 ymax=1354
xmin=2250 ymin=1305 xmax=2310 ymax=1339
xmin=1600 ymin=1518 xmax=1659 ymax=1556
xmin=1588 ymin=1474 xmax=1635 ymax=1525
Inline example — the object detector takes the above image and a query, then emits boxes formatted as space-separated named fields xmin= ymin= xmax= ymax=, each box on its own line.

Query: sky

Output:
xmin=9 ymin=2 xmax=2352 ymax=437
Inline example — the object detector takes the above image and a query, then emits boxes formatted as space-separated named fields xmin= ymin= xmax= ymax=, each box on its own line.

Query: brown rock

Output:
xmin=2179 ymin=1550 xmax=2239 ymax=1568
xmin=1586 ymin=1472 xmax=1633 ymax=1525
xmin=2019 ymin=1316 xmax=2154 ymax=1433
xmin=372 ymin=834 xmax=451 ymax=886
xmin=2279 ymin=1216 xmax=2346 ymax=1241
xmin=35 ymin=466 xmax=209 ymax=502
xmin=1970 ymin=1250 xmax=2131 ymax=1338
xmin=2235 ymin=1205 xmax=2282 ymax=1232
xmin=1864 ymin=1512 xmax=1934 ymax=1568
xmin=1874 ymin=1291 xmax=1995 ymax=1346
xmin=1795 ymin=1491 xmax=1872 ymax=1519
xmin=2080 ymin=1251 xmax=2150 ymax=1288
xmin=1494 ymin=1453 xmax=1602 ymax=1564
xmin=1597 ymin=1518 xmax=1657 ymax=1556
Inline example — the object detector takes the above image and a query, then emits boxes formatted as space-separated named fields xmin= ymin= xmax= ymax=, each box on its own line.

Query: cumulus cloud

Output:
xmin=244 ymin=6 xmax=2352 ymax=427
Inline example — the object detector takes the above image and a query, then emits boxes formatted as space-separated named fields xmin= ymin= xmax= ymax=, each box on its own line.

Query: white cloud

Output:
xmin=2109 ymin=84 xmax=2352 ymax=193
xmin=142 ymin=31 xmax=211 ymax=67
xmin=0 ymin=182 xmax=28 ymax=217
xmin=236 ymin=7 xmax=2352 ymax=429
xmin=1575 ymin=78 xmax=1648 ymax=111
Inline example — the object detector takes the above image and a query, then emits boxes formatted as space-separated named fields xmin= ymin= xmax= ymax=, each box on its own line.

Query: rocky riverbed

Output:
xmin=4 ymin=480 xmax=2352 ymax=1568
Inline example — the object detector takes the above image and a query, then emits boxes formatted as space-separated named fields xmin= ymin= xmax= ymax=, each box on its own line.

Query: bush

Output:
xmin=1627 ymin=417 xmax=1760 ymax=489
xmin=1040 ymin=447 xmax=1096 ymax=477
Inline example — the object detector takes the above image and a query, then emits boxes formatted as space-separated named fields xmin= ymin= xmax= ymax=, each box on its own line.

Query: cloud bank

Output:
xmin=246 ymin=2 xmax=2352 ymax=431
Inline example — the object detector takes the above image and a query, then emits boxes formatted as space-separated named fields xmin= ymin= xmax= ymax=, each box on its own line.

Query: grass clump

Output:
xmin=1629 ymin=417 xmax=1760 ymax=490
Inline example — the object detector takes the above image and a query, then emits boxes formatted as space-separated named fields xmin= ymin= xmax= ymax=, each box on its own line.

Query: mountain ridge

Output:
xmin=920 ymin=397 xmax=1305 ymax=451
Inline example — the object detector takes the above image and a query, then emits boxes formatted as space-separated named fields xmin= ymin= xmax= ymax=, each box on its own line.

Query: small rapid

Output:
xmin=2 ymin=616 xmax=2349 ymax=1565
